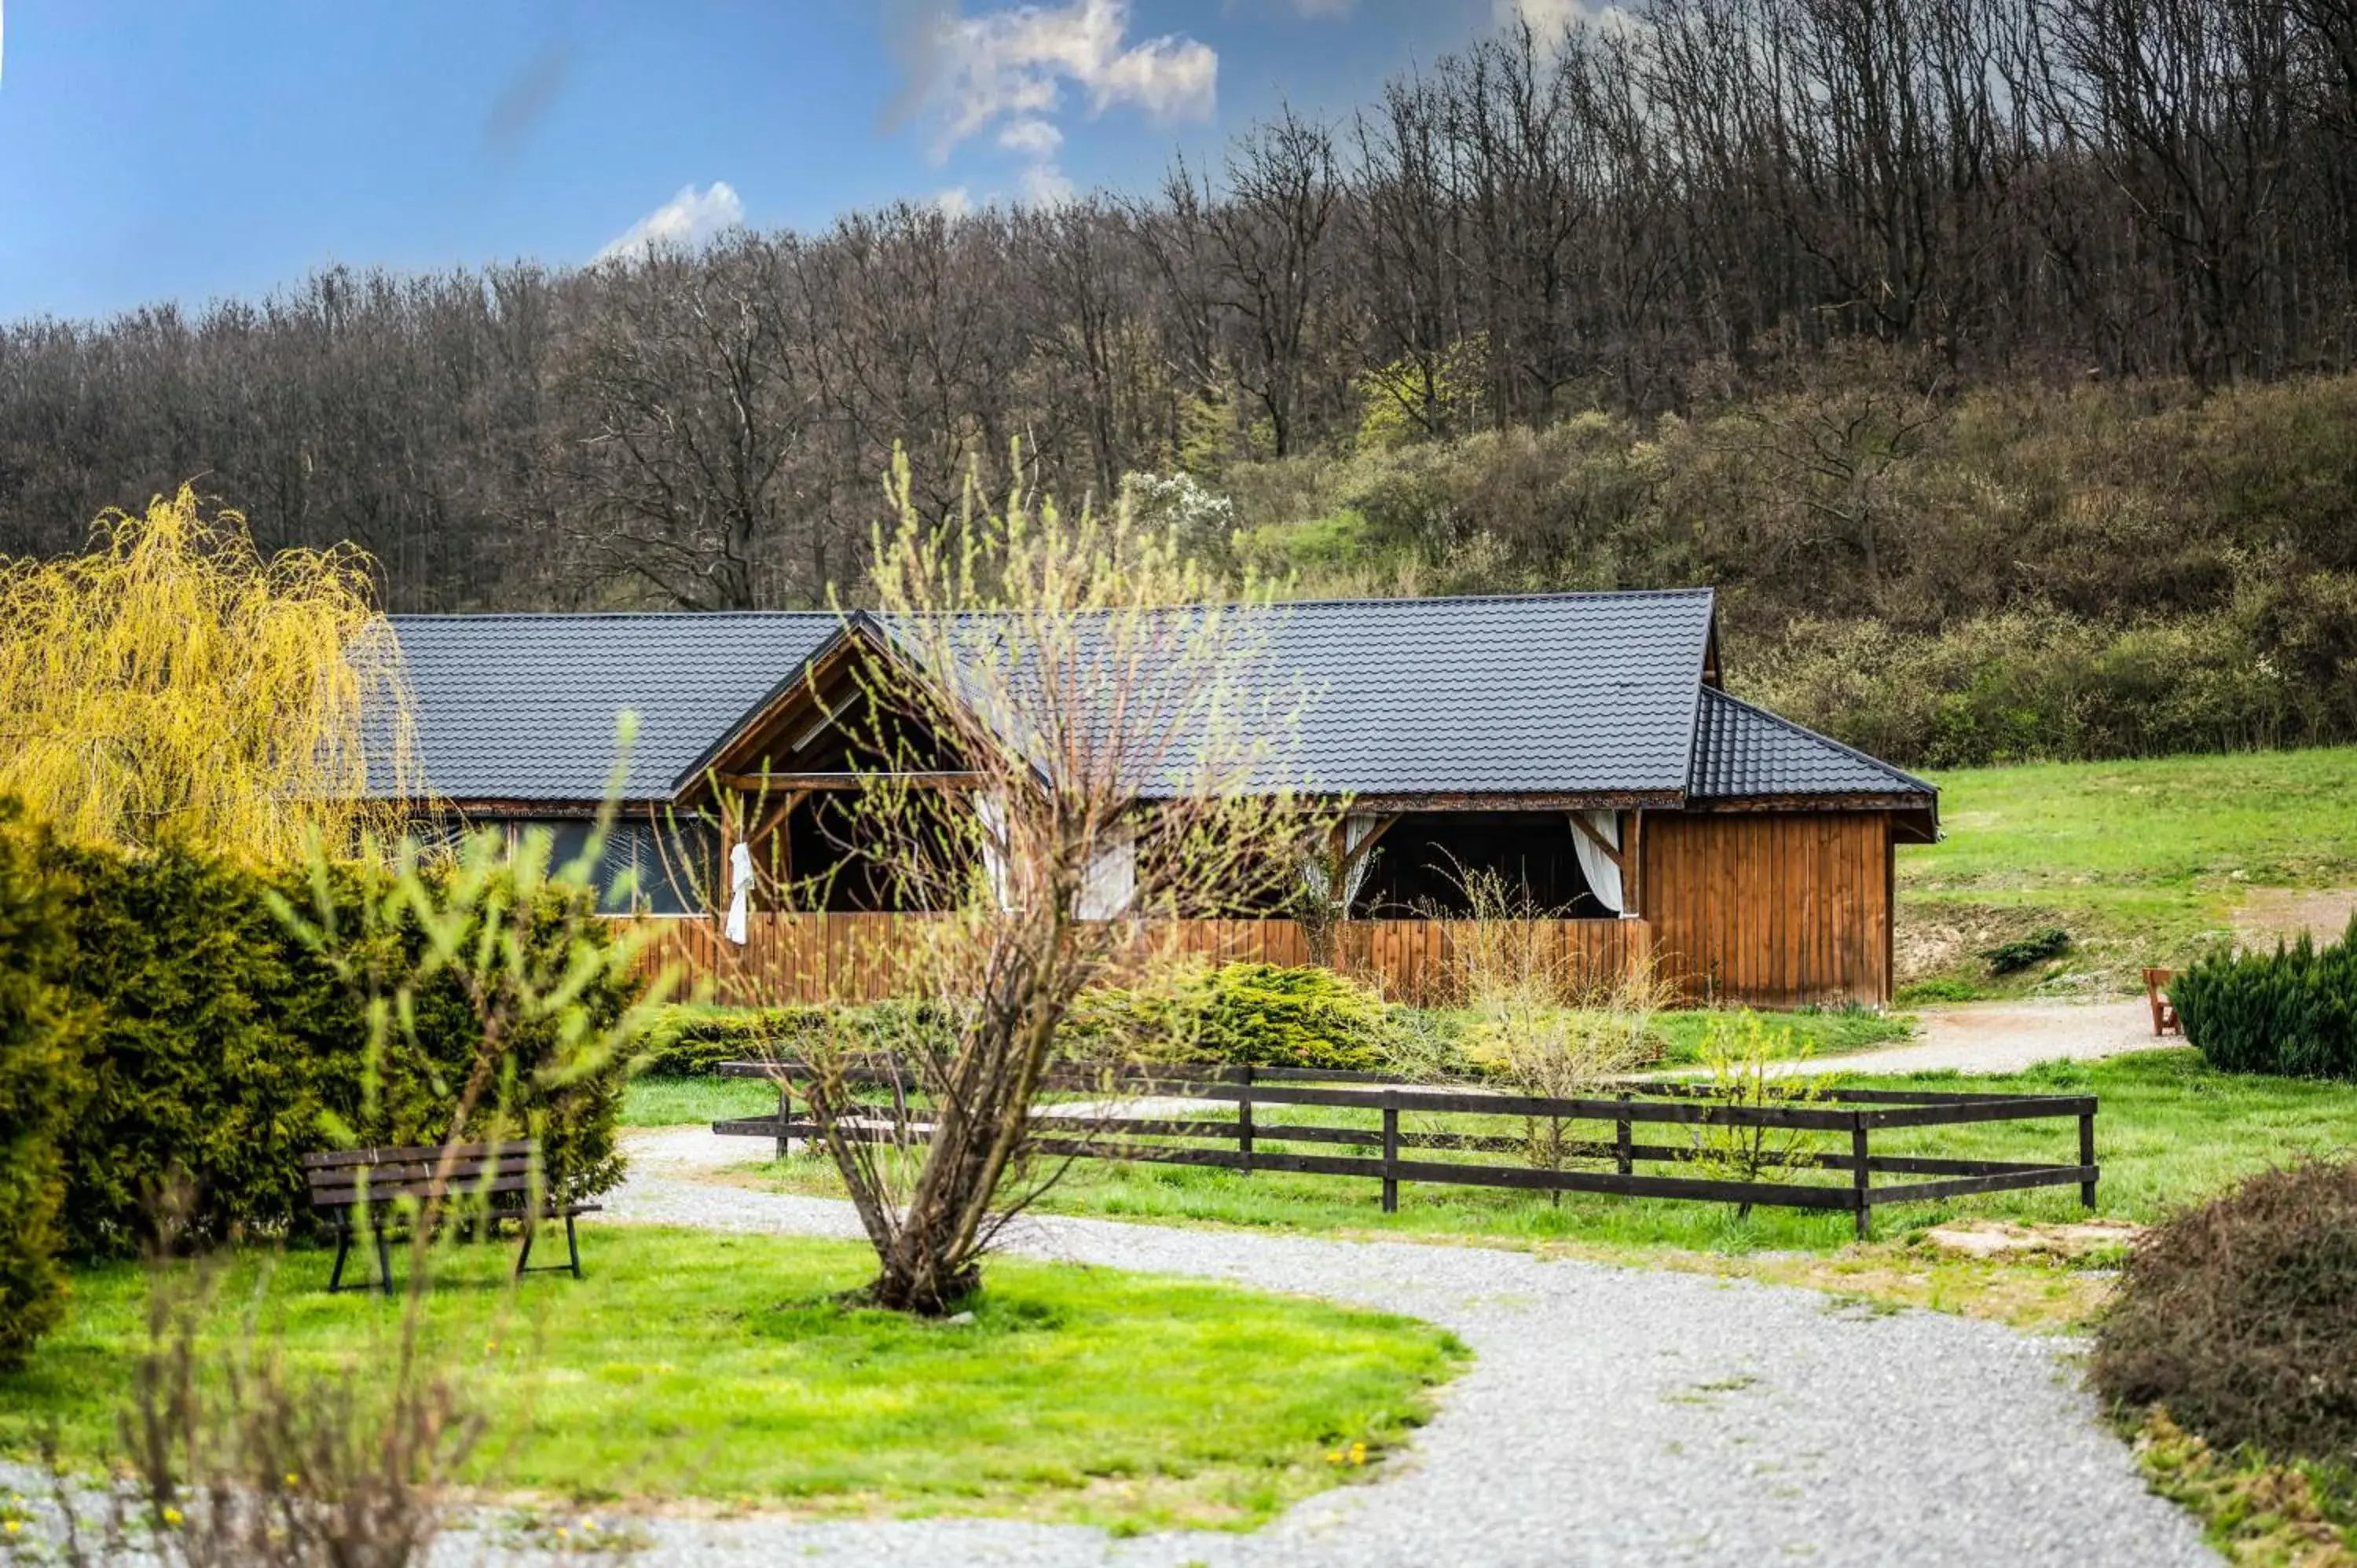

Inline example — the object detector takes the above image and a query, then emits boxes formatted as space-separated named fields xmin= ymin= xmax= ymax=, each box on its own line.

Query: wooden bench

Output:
xmin=301 ymin=1140 xmax=599 ymax=1295
xmin=2143 ymin=967 xmax=2182 ymax=1037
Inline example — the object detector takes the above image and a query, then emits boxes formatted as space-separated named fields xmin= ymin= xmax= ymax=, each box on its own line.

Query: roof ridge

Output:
xmin=388 ymin=610 xmax=843 ymax=623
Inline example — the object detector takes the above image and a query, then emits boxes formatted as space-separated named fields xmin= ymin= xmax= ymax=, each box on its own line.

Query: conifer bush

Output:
xmin=0 ymin=804 xmax=83 ymax=1368
xmin=43 ymin=841 xmax=638 ymax=1256
xmin=2092 ymin=1158 xmax=2357 ymax=1464
xmin=1065 ymin=963 xmax=1393 ymax=1072
xmin=2172 ymin=917 xmax=2357 ymax=1081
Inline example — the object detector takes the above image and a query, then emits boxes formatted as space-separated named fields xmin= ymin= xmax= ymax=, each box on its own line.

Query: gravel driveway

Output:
xmin=1822 ymin=998 xmax=2162 ymax=1077
xmin=487 ymin=1132 xmax=2212 ymax=1568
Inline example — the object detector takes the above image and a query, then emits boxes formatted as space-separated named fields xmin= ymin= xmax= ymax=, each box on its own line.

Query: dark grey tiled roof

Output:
xmin=381 ymin=591 xmax=1925 ymax=811
xmin=1689 ymin=687 xmax=1934 ymax=799
xmin=384 ymin=613 xmax=837 ymax=801
xmin=1235 ymin=590 xmax=1715 ymax=797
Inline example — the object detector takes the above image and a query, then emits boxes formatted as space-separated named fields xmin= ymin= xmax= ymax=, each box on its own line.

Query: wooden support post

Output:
xmin=1852 ymin=1116 xmax=1872 ymax=1241
xmin=2079 ymin=1108 xmax=2098 ymax=1211
xmin=776 ymin=1079 xmax=793 ymax=1163
xmin=1381 ymin=1094 xmax=1400 ymax=1214
xmin=1237 ymin=1064 xmax=1255 ymax=1175
xmin=1615 ymin=1094 xmax=1633 ymax=1176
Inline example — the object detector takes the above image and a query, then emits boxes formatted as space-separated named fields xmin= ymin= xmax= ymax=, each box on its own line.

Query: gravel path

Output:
xmin=1818 ymin=998 xmax=2161 ymax=1077
xmin=465 ymin=1130 xmax=2212 ymax=1568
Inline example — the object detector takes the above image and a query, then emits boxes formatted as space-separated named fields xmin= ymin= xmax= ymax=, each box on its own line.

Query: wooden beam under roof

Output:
xmin=715 ymin=770 xmax=988 ymax=793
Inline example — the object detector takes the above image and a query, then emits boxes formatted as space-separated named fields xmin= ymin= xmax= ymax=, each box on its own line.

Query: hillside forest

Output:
xmin=2 ymin=5 xmax=2355 ymax=767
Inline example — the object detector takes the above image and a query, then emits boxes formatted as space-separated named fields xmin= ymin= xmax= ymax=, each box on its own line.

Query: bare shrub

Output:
xmin=1686 ymin=1011 xmax=1832 ymax=1218
xmin=1442 ymin=864 xmax=1666 ymax=1179
xmin=753 ymin=457 xmax=1316 ymax=1314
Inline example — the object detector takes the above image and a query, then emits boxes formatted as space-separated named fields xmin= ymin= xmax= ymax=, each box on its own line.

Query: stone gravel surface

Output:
xmin=516 ymin=1138 xmax=2214 ymax=1568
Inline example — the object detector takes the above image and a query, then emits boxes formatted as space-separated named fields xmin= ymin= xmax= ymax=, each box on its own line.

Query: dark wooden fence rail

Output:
xmin=708 ymin=1061 xmax=2098 ymax=1239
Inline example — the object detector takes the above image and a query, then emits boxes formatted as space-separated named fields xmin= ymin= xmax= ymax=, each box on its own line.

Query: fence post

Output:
xmin=1237 ymin=1064 xmax=1255 ymax=1176
xmin=1381 ymin=1093 xmax=1400 ymax=1214
xmin=1851 ymin=1113 xmax=1871 ymax=1241
xmin=2079 ymin=1104 xmax=2098 ymax=1211
xmin=1615 ymin=1093 xmax=1633 ymax=1178
xmin=775 ymin=1078 xmax=792 ymax=1162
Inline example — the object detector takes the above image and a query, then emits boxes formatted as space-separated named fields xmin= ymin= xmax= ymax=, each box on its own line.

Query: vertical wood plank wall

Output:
xmin=1640 ymin=810 xmax=1894 ymax=1006
xmin=627 ymin=914 xmax=1649 ymax=1009
xmin=623 ymin=810 xmax=1899 ymax=1010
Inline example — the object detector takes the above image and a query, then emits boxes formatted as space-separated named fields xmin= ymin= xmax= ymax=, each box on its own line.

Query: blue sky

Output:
xmin=0 ymin=0 xmax=1523 ymax=321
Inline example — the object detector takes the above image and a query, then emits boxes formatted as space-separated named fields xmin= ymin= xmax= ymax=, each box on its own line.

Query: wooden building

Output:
xmin=383 ymin=590 xmax=1936 ymax=1006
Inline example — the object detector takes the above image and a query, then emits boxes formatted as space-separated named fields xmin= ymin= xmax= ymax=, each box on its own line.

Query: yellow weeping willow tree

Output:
xmin=0 ymin=485 xmax=418 ymax=862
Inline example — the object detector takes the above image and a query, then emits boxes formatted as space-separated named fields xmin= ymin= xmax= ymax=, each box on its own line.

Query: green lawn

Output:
xmin=1899 ymin=746 xmax=2357 ymax=997
xmin=2 ymin=1229 xmax=1462 ymax=1530
xmin=714 ymin=1050 xmax=2353 ymax=1258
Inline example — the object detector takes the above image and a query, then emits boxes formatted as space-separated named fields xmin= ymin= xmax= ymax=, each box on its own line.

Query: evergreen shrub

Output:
xmin=43 ymin=841 xmax=636 ymax=1256
xmin=1065 ymin=962 xmax=1393 ymax=1072
xmin=0 ymin=805 xmax=84 ymax=1367
xmin=2172 ymin=918 xmax=2357 ymax=1081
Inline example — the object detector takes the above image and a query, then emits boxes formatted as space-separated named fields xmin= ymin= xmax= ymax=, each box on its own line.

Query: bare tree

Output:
xmin=774 ymin=458 xmax=1315 ymax=1313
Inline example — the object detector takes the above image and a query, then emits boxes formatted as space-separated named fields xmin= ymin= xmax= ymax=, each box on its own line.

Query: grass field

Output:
xmin=1 ymin=1229 xmax=1461 ymax=1531
xmin=1898 ymin=746 xmax=2357 ymax=998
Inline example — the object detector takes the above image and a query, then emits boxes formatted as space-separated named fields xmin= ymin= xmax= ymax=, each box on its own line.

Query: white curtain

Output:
xmin=723 ymin=840 xmax=756 ymax=946
xmin=973 ymin=791 xmax=1013 ymax=910
xmin=1569 ymin=810 xmax=1625 ymax=915
xmin=1299 ymin=811 xmax=1387 ymax=915
xmin=1078 ymin=819 xmax=1138 ymax=920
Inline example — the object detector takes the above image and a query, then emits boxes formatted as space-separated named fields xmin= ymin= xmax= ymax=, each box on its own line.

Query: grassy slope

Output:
xmin=1900 ymin=746 xmax=2357 ymax=998
xmin=1 ymin=1229 xmax=1461 ymax=1531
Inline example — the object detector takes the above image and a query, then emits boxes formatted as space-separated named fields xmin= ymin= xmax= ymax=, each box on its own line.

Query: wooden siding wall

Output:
xmin=629 ymin=914 xmax=1649 ymax=1009
xmin=1640 ymin=811 xmax=1893 ymax=1006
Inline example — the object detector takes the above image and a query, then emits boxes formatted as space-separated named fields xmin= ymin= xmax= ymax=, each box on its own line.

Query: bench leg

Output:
xmin=328 ymin=1225 xmax=352 ymax=1294
xmin=373 ymin=1225 xmax=394 ymax=1296
xmin=515 ymin=1221 xmax=534 ymax=1277
xmin=566 ymin=1211 xmax=581 ymax=1279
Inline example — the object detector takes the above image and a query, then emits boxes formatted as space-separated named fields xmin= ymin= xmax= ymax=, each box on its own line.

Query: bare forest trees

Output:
xmin=3 ymin=2 xmax=2356 ymax=610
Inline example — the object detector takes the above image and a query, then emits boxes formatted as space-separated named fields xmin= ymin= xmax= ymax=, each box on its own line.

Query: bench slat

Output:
xmin=301 ymin=1140 xmax=534 ymax=1171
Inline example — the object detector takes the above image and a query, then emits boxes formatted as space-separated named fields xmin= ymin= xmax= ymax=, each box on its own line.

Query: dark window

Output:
xmin=522 ymin=818 xmax=713 ymax=915
xmin=1357 ymin=812 xmax=1605 ymax=918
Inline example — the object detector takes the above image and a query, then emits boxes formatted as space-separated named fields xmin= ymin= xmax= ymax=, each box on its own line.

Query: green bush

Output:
xmin=45 ymin=841 xmax=637 ymax=1256
xmin=2172 ymin=918 xmax=2357 ymax=1081
xmin=0 ymin=806 xmax=85 ymax=1368
xmin=2091 ymin=1158 xmax=2357 ymax=1464
xmin=1067 ymin=964 xmax=1394 ymax=1072
xmin=1985 ymin=926 xmax=2071 ymax=975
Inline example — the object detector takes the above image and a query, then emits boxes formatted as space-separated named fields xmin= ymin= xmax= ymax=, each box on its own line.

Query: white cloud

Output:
xmin=1020 ymin=162 xmax=1077 ymax=207
xmin=922 ymin=0 xmax=1215 ymax=155
xmin=1496 ymin=0 xmax=1638 ymax=47
xmin=934 ymin=185 xmax=974 ymax=218
xmin=997 ymin=116 xmax=1065 ymax=156
xmin=593 ymin=181 xmax=745 ymax=263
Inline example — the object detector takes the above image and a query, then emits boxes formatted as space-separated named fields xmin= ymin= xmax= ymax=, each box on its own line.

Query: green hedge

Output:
xmin=2172 ymin=918 xmax=2357 ymax=1082
xmin=36 ymin=841 xmax=636 ymax=1258
xmin=0 ymin=808 xmax=84 ymax=1368
xmin=1065 ymin=963 xmax=1393 ymax=1072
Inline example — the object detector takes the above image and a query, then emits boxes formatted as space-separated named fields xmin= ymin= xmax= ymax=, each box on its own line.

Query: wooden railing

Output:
xmin=622 ymin=912 xmax=1655 ymax=1008
xmin=709 ymin=1058 xmax=2101 ymax=1241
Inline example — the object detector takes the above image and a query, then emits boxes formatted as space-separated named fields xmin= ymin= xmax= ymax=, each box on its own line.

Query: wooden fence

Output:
xmin=709 ymin=1059 xmax=2099 ymax=1240
xmin=625 ymin=912 xmax=1653 ymax=1007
